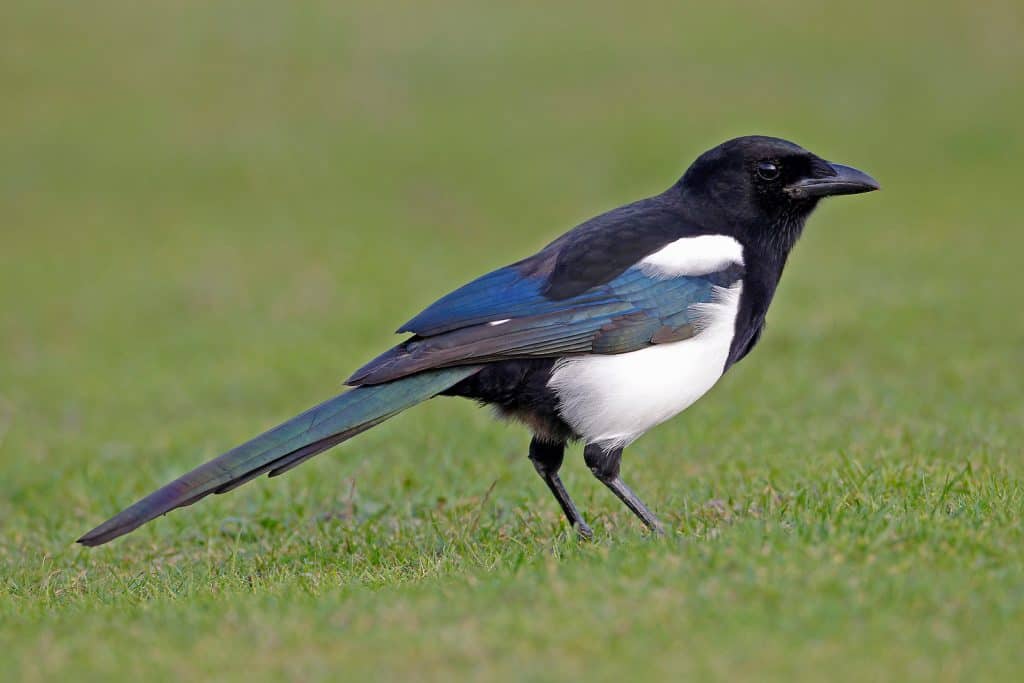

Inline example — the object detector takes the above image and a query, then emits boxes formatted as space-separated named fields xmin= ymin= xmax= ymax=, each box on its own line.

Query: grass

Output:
xmin=2 ymin=1 xmax=1023 ymax=680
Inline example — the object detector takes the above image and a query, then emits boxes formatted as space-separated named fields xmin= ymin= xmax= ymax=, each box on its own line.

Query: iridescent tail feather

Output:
xmin=77 ymin=366 xmax=480 ymax=546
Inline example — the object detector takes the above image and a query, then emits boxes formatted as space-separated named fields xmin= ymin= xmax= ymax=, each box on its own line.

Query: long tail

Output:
xmin=77 ymin=365 xmax=481 ymax=546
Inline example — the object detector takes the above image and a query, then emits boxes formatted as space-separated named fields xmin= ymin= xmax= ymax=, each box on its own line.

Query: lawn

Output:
xmin=2 ymin=1 xmax=1023 ymax=680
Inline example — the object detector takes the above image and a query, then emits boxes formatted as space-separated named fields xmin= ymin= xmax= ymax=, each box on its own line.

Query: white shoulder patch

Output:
xmin=638 ymin=234 xmax=744 ymax=279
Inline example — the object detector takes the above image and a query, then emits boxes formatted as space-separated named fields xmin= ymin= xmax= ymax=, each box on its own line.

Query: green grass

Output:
xmin=3 ymin=1 xmax=1023 ymax=680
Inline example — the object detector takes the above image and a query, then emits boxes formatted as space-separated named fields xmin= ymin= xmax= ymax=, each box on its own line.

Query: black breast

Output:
xmin=726 ymin=256 xmax=784 ymax=369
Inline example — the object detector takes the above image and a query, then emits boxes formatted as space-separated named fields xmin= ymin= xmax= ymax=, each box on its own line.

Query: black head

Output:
xmin=676 ymin=136 xmax=879 ymax=254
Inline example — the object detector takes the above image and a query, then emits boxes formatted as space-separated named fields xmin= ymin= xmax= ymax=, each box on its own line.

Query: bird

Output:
xmin=77 ymin=135 xmax=879 ymax=546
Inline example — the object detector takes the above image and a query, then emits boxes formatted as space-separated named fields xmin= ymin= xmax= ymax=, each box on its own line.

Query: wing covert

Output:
xmin=349 ymin=261 xmax=744 ymax=385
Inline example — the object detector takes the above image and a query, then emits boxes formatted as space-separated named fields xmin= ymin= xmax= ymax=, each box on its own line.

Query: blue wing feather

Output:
xmin=350 ymin=261 xmax=743 ymax=385
xmin=347 ymin=193 xmax=750 ymax=385
xmin=398 ymin=267 xmax=551 ymax=336
xmin=398 ymin=262 xmax=728 ymax=338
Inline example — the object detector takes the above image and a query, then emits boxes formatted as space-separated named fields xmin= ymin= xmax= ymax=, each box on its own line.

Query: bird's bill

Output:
xmin=786 ymin=162 xmax=880 ymax=198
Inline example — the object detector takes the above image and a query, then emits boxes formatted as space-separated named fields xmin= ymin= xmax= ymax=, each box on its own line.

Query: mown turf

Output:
xmin=2 ymin=1 xmax=1023 ymax=680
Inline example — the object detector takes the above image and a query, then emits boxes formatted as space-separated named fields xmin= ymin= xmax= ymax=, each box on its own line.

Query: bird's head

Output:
xmin=677 ymin=135 xmax=879 ymax=254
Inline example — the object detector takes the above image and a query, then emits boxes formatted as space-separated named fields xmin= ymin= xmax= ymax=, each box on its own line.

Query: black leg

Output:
xmin=584 ymin=443 xmax=664 ymax=535
xmin=529 ymin=437 xmax=593 ymax=539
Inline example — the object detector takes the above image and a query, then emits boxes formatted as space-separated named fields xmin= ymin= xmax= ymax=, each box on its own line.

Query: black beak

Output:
xmin=786 ymin=162 xmax=880 ymax=199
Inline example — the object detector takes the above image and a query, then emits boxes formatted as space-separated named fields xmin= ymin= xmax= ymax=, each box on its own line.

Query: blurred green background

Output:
xmin=2 ymin=1 xmax=1022 ymax=681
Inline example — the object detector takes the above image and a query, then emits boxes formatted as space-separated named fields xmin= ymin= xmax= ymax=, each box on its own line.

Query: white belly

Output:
xmin=548 ymin=283 xmax=741 ymax=447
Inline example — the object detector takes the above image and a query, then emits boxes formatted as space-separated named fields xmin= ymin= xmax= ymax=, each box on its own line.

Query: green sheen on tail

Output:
xmin=77 ymin=365 xmax=481 ymax=546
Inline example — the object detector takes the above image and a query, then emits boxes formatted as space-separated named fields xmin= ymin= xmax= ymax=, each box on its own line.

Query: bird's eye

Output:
xmin=757 ymin=161 xmax=780 ymax=180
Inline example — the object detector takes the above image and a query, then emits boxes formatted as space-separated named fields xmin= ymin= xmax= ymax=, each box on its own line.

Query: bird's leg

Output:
xmin=584 ymin=443 xmax=664 ymax=535
xmin=529 ymin=437 xmax=593 ymax=539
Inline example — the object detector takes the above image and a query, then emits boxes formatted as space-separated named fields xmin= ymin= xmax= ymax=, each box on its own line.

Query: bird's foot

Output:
xmin=574 ymin=520 xmax=594 ymax=540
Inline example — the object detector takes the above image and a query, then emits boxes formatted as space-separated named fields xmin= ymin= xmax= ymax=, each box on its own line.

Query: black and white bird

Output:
xmin=78 ymin=136 xmax=879 ymax=546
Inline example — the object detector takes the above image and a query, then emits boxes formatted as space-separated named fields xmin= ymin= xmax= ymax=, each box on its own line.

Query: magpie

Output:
xmin=78 ymin=136 xmax=878 ymax=546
